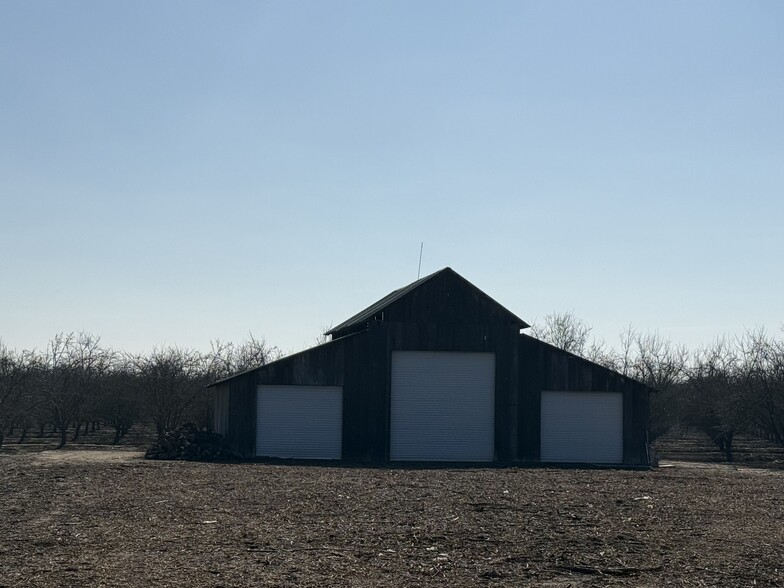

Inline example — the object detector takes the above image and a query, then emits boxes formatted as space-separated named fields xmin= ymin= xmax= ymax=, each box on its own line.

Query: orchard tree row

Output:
xmin=0 ymin=333 xmax=280 ymax=450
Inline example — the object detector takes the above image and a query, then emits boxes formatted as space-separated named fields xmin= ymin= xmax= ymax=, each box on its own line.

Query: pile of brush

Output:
xmin=144 ymin=423 xmax=238 ymax=461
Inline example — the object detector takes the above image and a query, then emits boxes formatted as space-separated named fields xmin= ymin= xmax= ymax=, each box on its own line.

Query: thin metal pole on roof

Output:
xmin=417 ymin=242 xmax=423 ymax=279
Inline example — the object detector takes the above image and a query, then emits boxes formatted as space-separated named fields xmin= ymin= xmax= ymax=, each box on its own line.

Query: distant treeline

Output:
xmin=0 ymin=333 xmax=280 ymax=450
xmin=2 ymin=318 xmax=784 ymax=461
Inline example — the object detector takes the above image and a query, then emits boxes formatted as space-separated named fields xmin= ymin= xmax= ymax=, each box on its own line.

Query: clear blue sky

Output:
xmin=1 ymin=1 xmax=782 ymax=355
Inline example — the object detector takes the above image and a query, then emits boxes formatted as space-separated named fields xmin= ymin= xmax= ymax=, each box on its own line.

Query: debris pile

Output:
xmin=144 ymin=423 xmax=238 ymax=461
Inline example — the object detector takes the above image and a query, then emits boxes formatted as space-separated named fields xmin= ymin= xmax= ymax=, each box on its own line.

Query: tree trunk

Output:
xmin=0 ymin=429 xmax=5 ymax=450
xmin=38 ymin=423 xmax=45 ymax=438
xmin=723 ymin=431 xmax=734 ymax=462
xmin=56 ymin=426 xmax=67 ymax=449
xmin=72 ymin=421 xmax=82 ymax=442
xmin=18 ymin=428 xmax=27 ymax=444
xmin=112 ymin=427 xmax=122 ymax=445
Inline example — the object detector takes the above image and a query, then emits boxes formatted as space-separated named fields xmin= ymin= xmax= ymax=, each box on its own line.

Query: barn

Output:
xmin=210 ymin=268 xmax=652 ymax=466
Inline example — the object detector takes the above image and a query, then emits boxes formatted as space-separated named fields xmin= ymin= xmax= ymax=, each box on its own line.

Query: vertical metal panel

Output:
xmin=390 ymin=351 xmax=495 ymax=461
xmin=213 ymin=387 xmax=229 ymax=436
xmin=256 ymin=385 xmax=342 ymax=459
xmin=540 ymin=391 xmax=623 ymax=463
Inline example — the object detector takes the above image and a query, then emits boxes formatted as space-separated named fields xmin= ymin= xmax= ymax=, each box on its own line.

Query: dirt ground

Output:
xmin=1 ymin=447 xmax=783 ymax=587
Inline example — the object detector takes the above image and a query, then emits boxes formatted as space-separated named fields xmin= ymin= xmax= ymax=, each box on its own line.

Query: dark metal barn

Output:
xmin=210 ymin=268 xmax=652 ymax=465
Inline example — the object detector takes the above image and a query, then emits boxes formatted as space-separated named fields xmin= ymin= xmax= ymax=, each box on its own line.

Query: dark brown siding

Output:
xmin=342 ymin=327 xmax=388 ymax=461
xmin=329 ymin=268 xmax=526 ymax=340
xmin=255 ymin=340 xmax=345 ymax=387
xmin=224 ymin=372 xmax=257 ymax=458
xmin=381 ymin=270 xmax=523 ymax=330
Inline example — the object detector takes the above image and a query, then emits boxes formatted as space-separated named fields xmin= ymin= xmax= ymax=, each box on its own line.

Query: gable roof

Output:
xmin=326 ymin=267 xmax=529 ymax=338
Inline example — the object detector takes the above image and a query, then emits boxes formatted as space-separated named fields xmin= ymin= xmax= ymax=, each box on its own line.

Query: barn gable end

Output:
xmin=326 ymin=267 xmax=528 ymax=339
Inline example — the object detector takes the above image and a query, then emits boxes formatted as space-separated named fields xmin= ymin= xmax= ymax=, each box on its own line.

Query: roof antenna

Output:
xmin=417 ymin=242 xmax=423 ymax=279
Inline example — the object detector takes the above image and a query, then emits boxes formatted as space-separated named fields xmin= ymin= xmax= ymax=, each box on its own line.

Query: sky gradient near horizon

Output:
xmin=1 ymin=1 xmax=782 ymax=355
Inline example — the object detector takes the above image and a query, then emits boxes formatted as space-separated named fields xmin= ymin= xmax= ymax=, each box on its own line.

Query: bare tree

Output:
xmin=683 ymin=339 xmax=741 ymax=460
xmin=313 ymin=324 xmax=334 ymax=347
xmin=41 ymin=332 xmax=110 ymax=449
xmin=582 ymin=337 xmax=617 ymax=369
xmin=632 ymin=331 xmax=689 ymax=392
xmin=630 ymin=331 xmax=689 ymax=439
xmin=737 ymin=328 xmax=784 ymax=446
xmin=95 ymin=358 xmax=139 ymax=444
xmin=0 ymin=342 xmax=38 ymax=449
xmin=205 ymin=334 xmax=280 ymax=381
xmin=530 ymin=311 xmax=593 ymax=355
xmin=612 ymin=324 xmax=638 ymax=377
xmin=72 ymin=345 xmax=115 ymax=442
xmin=131 ymin=347 xmax=205 ymax=438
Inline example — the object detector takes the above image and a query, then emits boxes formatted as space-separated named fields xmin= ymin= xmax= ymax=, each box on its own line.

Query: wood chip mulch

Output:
xmin=1 ymin=450 xmax=782 ymax=587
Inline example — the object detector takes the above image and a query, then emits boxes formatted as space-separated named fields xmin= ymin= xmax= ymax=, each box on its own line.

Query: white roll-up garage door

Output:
xmin=390 ymin=351 xmax=495 ymax=461
xmin=256 ymin=385 xmax=342 ymax=459
xmin=540 ymin=391 xmax=623 ymax=463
